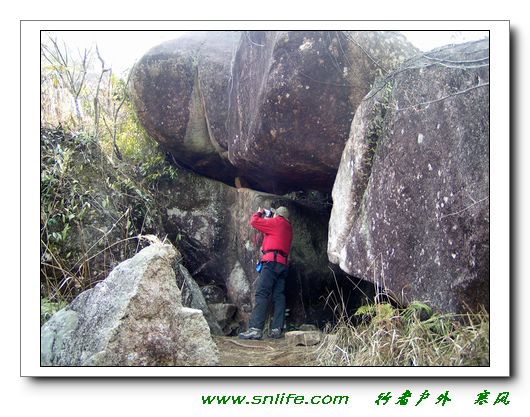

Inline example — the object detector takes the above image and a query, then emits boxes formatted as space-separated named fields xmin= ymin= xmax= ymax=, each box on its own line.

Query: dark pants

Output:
xmin=249 ymin=262 xmax=288 ymax=331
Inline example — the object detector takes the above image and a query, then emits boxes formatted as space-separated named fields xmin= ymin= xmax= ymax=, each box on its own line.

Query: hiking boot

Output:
xmin=238 ymin=327 xmax=263 ymax=340
xmin=269 ymin=328 xmax=283 ymax=339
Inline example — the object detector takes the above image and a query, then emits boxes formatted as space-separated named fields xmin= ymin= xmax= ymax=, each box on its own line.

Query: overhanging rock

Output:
xmin=130 ymin=31 xmax=419 ymax=193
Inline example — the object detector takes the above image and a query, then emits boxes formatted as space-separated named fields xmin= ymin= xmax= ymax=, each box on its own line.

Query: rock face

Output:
xmin=41 ymin=244 xmax=219 ymax=366
xmin=201 ymin=285 xmax=226 ymax=304
xmin=129 ymin=32 xmax=239 ymax=184
xmin=328 ymin=40 xmax=490 ymax=313
xmin=130 ymin=31 xmax=418 ymax=193
xmin=208 ymin=303 xmax=238 ymax=334
xmin=176 ymin=263 xmax=224 ymax=335
xmin=227 ymin=31 xmax=418 ymax=193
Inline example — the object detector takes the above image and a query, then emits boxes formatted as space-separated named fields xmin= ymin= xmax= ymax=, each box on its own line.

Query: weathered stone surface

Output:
xmin=41 ymin=244 xmax=219 ymax=366
xmin=227 ymin=31 xmax=418 ymax=193
xmin=298 ymin=324 xmax=319 ymax=332
xmin=208 ymin=303 xmax=238 ymax=334
xmin=328 ymin=40 xmax=490 ymax=314
xmin=129 ymin=32 xmax=239 ymax=184
xmin=175 ymin=263 xmax=224 ymax=335
xmin=130 ymin=31 xmax=418 ymax=193
xmin=201 ymin=285 xmax=226 ymax=304
xmin=41 ymin=309 xmax=78 ymax=366
xmin=285 ymin=330 xmax=322 ymax=347
xmin=226 ymin=260 xmax=252 ymax=307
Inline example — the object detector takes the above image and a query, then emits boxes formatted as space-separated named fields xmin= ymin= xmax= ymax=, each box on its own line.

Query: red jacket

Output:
xmin=250 ymin=212 xmax=293 ymax=265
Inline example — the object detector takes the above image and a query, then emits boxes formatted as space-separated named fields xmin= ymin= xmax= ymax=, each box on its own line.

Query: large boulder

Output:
xmin=130 ymin=31 xmax=418 ymax=193
xmin=227 ymin=30 xmax=418 ymax=193
xmin=129 ymin=32 xmax=239 ymax=185
xmin=41 ymin=243 xmax=219 ymax=366
xmin=328 ymin=40 xmax=490 ymax=313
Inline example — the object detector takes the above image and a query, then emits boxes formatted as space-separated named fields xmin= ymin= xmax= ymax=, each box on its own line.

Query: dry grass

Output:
xmin=313 ymin=302 xmax=489 ymax=366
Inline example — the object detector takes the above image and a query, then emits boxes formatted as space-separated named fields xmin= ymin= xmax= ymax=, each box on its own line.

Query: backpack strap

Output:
xmin=262 ymin=249 xmax=288 ymax=262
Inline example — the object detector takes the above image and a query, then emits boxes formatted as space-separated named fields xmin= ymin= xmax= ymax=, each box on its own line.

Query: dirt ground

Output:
xmin=213 ymin=335 xmax=317 ymax=366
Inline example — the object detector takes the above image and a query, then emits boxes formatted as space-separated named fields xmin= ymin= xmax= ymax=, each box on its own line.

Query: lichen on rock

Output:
xmin=328 ymin=40 xmax=490 ymax=314
xmin=41 ymin=243 xmax=219 ymax=366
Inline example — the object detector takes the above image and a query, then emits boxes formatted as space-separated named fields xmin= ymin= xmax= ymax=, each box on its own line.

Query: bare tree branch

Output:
xmin=94 ymin=44 xmax=111 ymax=138
xmin=110 ymin=70 xmax=134 ymax=161
xmin=42 ymin=35 xmax=91 ymax=125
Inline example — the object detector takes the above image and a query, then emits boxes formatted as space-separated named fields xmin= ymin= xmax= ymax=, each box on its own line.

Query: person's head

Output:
xmin=274 ymin=206 xmax=290 ymax=221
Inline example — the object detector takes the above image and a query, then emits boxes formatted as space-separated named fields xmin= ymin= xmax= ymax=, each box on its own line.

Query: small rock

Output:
xmin=298 ymin=324 xmax=319 ymax=332
xmin=201 ymin=285 xmax=226 ymax=304
xmin=285 ymin=330 xmax=322 ymax=347
xmin=176 ymin=264 xmax=223 ymax=336
xmin=208 ymin=303 xmax=237 ymax=329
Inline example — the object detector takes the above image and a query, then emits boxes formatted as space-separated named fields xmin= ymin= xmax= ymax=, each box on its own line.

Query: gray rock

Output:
xmin=226 ymin=260 xmax=251 ymax=306
xmin=285 ymin=330 xmax=322 ymax=347
xmin=328 ymin=40 xmax=490 ymax=314
xmin=130 ymin=31 xmax=418 ymax=193
xmin=129 ymin=32 xmax=239 ymax=185
xmin=41 ymin=309 xmax=78 ymax=366
xmin=175 ymin=263 xmax=224 ymax=335
xmin=201 ymin=285 xmax=226 ymax=304
xmin=41 ymin=243 xmax=219 ymax=366
xmin=298 ymin=324 xmax=319 ymax=332
xmin=208 ymin=303 xmax=238 ymax=334
xmin=228 ymin=31 xmax=418 ymax=193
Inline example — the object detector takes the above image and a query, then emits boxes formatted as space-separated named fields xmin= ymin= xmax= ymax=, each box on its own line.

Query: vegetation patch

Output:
xmin=362 ymin=81 xmax=393 ymax=177
xmin=40 ymin=127 xmax=178 ymax=314
xmin=313 ymin=300 xmax=489 ymax=366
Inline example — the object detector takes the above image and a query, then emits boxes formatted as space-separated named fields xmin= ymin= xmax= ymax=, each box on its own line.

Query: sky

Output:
xmin=45 ymin=30 xmax=488 ymax=76
xmin=43 ymin=31 xmax=181 ymax=76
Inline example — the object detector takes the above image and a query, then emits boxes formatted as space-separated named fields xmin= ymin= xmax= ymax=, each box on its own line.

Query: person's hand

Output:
xmin=257 ymin=207 xmax=264 ymax=213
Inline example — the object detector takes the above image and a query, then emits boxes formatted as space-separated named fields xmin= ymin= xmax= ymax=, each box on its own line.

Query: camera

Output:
xmin=263 ymin=208 xmax=273 ymax=218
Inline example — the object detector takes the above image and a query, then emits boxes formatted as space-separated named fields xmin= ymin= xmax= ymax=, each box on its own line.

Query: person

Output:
xmin=238 ymin=206 xmax=293 ymax=340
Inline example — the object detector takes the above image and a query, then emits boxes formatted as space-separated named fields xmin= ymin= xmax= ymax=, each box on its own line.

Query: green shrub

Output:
xmin=41 ymin=298 xmax=68 ymax=325
xmin=40 ymin=128 xmax=166 ymax=304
